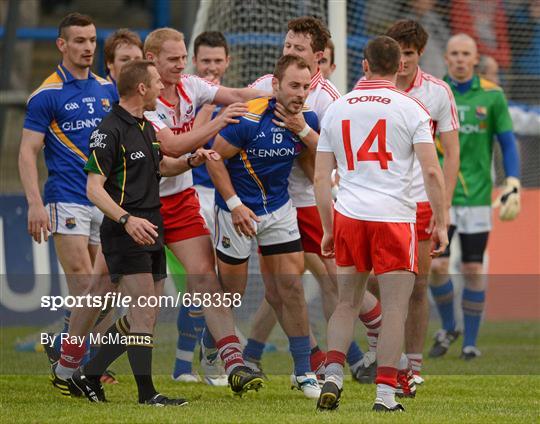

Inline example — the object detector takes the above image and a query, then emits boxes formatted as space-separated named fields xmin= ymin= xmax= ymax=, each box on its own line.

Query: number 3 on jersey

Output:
xmin=342 ymin=119 xmax=393 ymax=170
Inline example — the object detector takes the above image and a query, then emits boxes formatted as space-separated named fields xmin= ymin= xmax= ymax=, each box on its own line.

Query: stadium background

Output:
xmin=0 ymin=0 xmax=538 ymax=376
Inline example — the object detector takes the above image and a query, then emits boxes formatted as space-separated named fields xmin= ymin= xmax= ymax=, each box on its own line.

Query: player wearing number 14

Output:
xmin=314 ymin=36 xmax=448 ymax=412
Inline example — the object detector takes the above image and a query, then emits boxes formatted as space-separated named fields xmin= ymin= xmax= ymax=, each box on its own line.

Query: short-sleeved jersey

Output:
xmin=441 ymin=75 xmax=513 ymax=206
xmin=144 ymin=74 xmax=219 ymax=197
xmin=23 ymin=64 xmax=118 ymax=205
xmin=250 ymin=70 xmax=340 ymax=207
xmin=318 ymin=80 xmax=433 ymax=222
xmin=84 ymin=104 xmax=161 ymax=210
xmin=217 ymin=97 xmax=318 ymax=216
xmin=399 ymin=68 xmax=459 ymax=202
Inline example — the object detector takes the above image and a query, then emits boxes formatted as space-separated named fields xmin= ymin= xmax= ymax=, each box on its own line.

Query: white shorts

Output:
xmin=194 ymin=185 xmax=215 ymax=238
xmin=214 ymin=200 xmax=301 ymax=260
xmin=46 ymin=202 xmax=103 ymax=245
xmin=450 ymin=206 xmax=492 ymax=234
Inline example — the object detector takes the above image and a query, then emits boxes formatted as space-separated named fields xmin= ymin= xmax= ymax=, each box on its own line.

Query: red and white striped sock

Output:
xmin=407 ymin=353 xmax=423 ymax=375
xmin=375 ymin=366 xmax=399 ymax=408
xmin=56 ymin=337 xmax=87 ymax=380
xmin=216 ymin=335 xmax=245 ymax=375
xmin=375 ymin=366 xmax=398 ymax=388
xmin=325 ymin=350 xmax=346 ymax=389
xmin=310 ymin=346 xmax=326 ymax=373
xmin=359 ymin=301 xmax=382 ymax=352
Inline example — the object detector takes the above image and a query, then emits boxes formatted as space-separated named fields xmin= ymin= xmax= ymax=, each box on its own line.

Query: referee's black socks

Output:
xmin=127 ymin=333 xmax=157 ymax=403
xmin=84 ymin=315 xmax=130 ymax=381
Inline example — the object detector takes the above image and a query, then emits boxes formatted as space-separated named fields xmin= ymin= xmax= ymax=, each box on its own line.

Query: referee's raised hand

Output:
xmin=124 ymin=216 xmax=159 ymax=245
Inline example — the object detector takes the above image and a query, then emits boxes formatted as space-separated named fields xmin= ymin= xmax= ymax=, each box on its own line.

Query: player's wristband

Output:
xmin=226 ymin=195 xmax=243 ymax=211
xmin=297 ymin=124 xmax=311 ymax=139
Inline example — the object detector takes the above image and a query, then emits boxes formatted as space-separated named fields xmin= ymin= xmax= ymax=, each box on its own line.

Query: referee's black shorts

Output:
xmin=100 ymin=208 xmax=166 ymax=283
xmin=104 ymin=248 xmax=166 ymax=283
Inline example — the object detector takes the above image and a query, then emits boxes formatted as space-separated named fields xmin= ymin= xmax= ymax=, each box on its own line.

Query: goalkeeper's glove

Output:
xmin=493 ymin=176 xmax=521 ymax=221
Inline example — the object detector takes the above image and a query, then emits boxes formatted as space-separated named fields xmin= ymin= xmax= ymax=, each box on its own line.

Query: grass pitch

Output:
xmin=1 ymin=322 xmax=539 ymax=423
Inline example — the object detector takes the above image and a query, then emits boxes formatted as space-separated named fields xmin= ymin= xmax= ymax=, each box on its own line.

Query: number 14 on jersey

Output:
xmin=342 ymin=119 xmax=393 ymax=170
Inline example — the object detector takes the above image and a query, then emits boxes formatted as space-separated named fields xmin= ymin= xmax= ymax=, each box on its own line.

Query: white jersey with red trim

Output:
xmin=404 ymin=68 xmax=459 ymax=202
xmin=318 ymin=79 xmax=433 ymax=222
xmin=250 ymin=70 xmax=340 ymax=207
xmin=144 ymin=74 xmax=218 ymax=197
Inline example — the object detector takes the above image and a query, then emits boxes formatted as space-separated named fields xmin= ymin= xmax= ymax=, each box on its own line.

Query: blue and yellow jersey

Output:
xmin=216 ymin=97 xmax=319 ymax=215
xmin=23 ymin=63 xmax=118 ymax=205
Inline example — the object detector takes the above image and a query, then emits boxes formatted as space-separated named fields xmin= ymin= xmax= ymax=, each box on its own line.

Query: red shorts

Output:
xmin=160 ymin=188 xmax=210 ymax=244
xmin=416 ymin=202 xmax=433 ymax=241
xmin=297 ymin=205 xmax=324 ymax=255
xmin=334 ymin=211 xmax=418 ymax=275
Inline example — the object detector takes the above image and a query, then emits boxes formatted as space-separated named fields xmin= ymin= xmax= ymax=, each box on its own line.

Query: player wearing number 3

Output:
xmin=314 ymin=36 xmax=448 ymax=412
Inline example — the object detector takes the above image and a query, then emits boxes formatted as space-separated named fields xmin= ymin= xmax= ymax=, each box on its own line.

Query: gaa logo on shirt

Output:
xmin=130 ymin=151 xmax=146 ymax=160
xmin=101 ymin=98 xmax=112 ymax=112
xmin=64 ymin=102 xmax=79 ymax=111
xmin=65 ymin=217 xmax=76 ymax=229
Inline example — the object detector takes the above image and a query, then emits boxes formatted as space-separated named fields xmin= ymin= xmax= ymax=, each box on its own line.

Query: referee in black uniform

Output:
xmin=73 ymin=59 xmax=218 ymax=406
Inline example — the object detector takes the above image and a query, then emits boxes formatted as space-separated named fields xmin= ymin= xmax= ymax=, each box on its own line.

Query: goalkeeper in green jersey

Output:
xmin=429 ymin=34 xmax=521 ymax=360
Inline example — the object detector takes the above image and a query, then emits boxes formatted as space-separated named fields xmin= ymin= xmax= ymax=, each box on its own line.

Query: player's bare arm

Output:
xmin=414 ymin=143 xmax=449 ymax=257
xmin=313 ymin=151 xmax=337 ymax=257
xmin=438 ymin=129 xmax=460 ymax=208
xmin=297 ymin=149 xmax=315 ymax=183
xmin=160 ymin=148 xmax=220 ymax=176
xmin=214 ymin=86 xmax=270 ymax=105
xmin=156 ymin=102 xmax=247 ymax=157
xmin=207 ymin=134 xmax=260 ymax=237
xmin=18 ymin=129 xmax=50 ymax=243
xmin=86 ymin=173 xmax=157 ymax=246
xmin=272 ymin=102 xmax=318 ymax=152
xmin=192 ymin=103 xmax=216 ymax=128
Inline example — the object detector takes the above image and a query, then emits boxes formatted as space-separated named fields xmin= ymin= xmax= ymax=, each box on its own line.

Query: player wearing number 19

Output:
xmin=314 ymin=36 xmax=448 ymax=412
xmin=207 ymin=55 xmax=321 ymax=399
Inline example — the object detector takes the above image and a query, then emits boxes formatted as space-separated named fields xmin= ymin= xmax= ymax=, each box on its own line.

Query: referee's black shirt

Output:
xmin=85 ymin=103 xmax=163 ymax=253
xmin=85 ymin=103 xmax=161 ymax=209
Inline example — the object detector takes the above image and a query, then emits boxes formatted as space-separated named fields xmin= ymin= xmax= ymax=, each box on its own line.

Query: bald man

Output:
xmin=429 ymin=34 xmax=521 ymax=360
xmin=478 ymin=55 xmax=500 ymax=85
